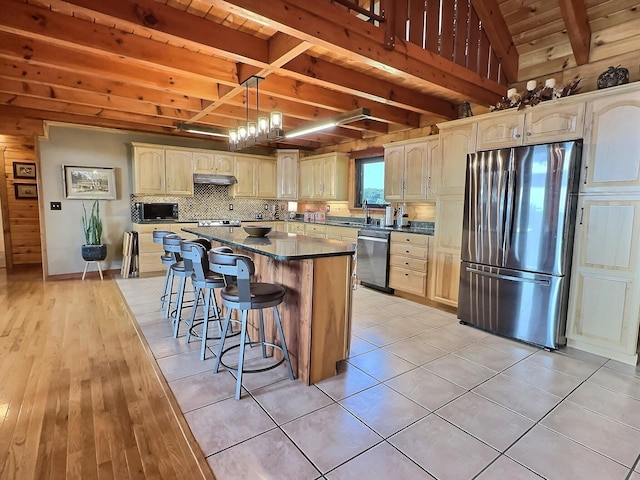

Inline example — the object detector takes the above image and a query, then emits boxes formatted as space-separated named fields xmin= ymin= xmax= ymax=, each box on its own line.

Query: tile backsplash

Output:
xmin=131 ymin=184 xmax=288 ymax=222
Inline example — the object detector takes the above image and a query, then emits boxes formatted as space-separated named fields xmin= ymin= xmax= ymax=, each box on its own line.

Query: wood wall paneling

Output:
xmin=1 ymin=135 xmax=42 ymax=265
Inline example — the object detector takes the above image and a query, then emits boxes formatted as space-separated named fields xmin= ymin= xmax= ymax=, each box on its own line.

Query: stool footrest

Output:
xmin=217 ymin=341 xmax=287 ymax=374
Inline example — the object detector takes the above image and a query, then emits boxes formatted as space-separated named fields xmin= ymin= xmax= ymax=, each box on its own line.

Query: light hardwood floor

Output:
xmin=0 ymin=267 xmax=216 ymax=480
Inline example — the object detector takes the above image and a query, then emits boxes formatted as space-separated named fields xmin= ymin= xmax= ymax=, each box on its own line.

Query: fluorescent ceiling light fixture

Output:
xmin=177 ymin=122 xmax=229 ymax=138
xmin=284 ymin=108 xmax=371 ymax=139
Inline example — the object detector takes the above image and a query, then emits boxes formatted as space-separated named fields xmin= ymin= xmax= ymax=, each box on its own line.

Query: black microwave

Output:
xmin=136 ymin=202 xmax=179 ymax=221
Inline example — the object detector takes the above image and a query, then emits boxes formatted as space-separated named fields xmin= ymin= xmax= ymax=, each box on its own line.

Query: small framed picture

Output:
xmin=62 ymin=165 xmax=116 ymax=200
xmin=14 ymin=183 xmax=38 ymax=199
xmin=13 ymin=162 xmax=36 ymax=179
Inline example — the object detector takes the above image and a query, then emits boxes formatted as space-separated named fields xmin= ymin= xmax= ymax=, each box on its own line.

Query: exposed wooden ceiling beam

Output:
xmin=558 ymin=0 xmax=592 ymax=65
xmin=210 ymin=0 xmax=505 ymax=105
xmin=469 ymin=0 xmax=519 ymax=83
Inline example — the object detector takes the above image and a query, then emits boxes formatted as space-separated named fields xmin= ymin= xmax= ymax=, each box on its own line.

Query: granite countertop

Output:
xmin=181 ymin=226 xmax=356 ymax=261
xmin=284 ymin=218 xmax=435 ymax=236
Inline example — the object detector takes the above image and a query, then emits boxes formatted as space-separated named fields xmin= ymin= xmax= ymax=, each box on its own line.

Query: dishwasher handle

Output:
xmin=357 ymin=235 xmax=388 ymax=243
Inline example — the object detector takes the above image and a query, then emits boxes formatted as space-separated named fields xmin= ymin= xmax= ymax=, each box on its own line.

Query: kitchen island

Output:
xmin=182 ymin=226 xmax=356 ymax=385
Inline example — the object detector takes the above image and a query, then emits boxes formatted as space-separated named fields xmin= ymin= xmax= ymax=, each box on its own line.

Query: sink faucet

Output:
xmin=363 ymin=200 xmax=370 ymax=224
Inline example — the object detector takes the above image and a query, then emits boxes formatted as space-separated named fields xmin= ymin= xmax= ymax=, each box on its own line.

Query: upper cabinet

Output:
xmin=277 ymin=149 xmax=299 ymax=200
xmin=132 ymin=143 xmax=194 ymax=196
xmin=581 ymin=89 xmax=640 ymax=192
xmin=231 ymin=155 xmax=277 ymax=199
xmin=193 ymin=152 xmax=234 ymax=175
xmin=432 ymin=122 xmax=476 ymax=196
xmin=384 ymin=136 xmax=438 ymax=202
xmin=476 ymin=101 xmax=584 ymax=151
xmin=298 ymin=152 xmax=349 ymax=201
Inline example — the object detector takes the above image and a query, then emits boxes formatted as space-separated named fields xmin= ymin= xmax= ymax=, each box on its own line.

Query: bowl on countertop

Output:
xmin=242 ymin=225 xmax=272 ymax=237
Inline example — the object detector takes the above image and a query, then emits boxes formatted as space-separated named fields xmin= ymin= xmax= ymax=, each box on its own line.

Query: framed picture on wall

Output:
xmin=14 ymin=183 xmax=38 ymax=199
xmin=62 ymin=165 xmax=116 ymax=200
xmin=13 ymin=162 xmax=36 ymax=179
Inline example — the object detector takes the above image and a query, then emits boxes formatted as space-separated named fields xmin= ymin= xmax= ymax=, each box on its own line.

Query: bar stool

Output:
xmin=209 ymin=249 xmax=295 ymax=400
xmin=163 ymin=235 xmax=211 ymax=336
xmin=152 ymin=230 xmax=174 ymax=311
xmin=180 ymin=242 xmax=233 ymax=360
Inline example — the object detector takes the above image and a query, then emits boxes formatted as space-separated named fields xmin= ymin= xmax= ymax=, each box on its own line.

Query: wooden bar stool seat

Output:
xmin=209 ymin=249 xmax=295 ymax=399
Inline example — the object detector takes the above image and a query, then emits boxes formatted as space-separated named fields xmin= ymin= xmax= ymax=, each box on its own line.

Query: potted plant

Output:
xmin=81 ymin=200 xmax=107 ymax=261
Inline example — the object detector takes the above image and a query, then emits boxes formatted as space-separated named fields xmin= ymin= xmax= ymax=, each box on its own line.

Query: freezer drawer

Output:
xmin=458 ymin=262 xmax=568 ymax=349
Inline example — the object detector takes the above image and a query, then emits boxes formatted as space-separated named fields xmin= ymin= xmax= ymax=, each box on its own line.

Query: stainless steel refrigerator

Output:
xmin=458 ymin=141 xmax=582 ymax=349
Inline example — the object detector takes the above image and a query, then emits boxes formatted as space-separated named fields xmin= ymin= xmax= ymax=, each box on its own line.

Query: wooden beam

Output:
xmin=558 ymin=0 xmax=592 ymax=65
xmin=0 ymin=32 xmax=222 ymax=101
xmin=470 ymin=0 xmax=519 ymax=83
xmin=282 ymin=55 xmax=457 ymax=118
xmin=0 ymin=58 xmax=207 ymax=111
xmin=210 ymin=0 xmax=505 ymax=105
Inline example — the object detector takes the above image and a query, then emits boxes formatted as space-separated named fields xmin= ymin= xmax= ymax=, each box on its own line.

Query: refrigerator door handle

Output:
xmin=503 ymin=169 xmax=517 ymax=261
xmin=465 ymin=266 xmax=551 ymax=286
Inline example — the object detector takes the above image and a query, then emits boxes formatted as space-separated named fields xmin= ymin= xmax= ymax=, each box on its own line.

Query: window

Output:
xmin=355 ymin=156 xmax=386 ymax=208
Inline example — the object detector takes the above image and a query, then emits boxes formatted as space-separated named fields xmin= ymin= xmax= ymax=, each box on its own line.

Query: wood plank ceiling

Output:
xmin=0 ymin=0 xmax=638 ymax=151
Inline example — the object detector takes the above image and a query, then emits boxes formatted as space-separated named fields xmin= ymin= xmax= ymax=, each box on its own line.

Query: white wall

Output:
xmin=39 ymin=124 xmax=226 ymax=276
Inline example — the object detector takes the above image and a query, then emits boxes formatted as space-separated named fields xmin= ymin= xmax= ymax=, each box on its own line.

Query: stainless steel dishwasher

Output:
xmin=356 ymin=229 xmax=394 ymax=293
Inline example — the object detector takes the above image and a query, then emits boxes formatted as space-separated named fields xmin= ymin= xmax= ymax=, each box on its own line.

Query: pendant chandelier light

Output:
xmin=228 ymin=76 xmax=284 ymax=151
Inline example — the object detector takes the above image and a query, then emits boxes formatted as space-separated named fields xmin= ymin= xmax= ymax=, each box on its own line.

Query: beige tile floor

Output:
xmin=116 ymin=276 xmax=640 ymax=480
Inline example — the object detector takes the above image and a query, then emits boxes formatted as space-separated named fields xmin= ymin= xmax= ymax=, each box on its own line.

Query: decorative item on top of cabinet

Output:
xmin=476 ymin=100 xmax=584 ymax=151
xmin=276 ymin=149 xmax=299 ymax=200
xmin=597 ymin=66 xmax=629 ymax=89
xmin=389 ymin=232 xmax=429 ymax=297
xmin=566 ymin=195 xmax=640 ymax=365
xmin=298 ymin=152 xmax=348 ymax=201
xmin=581 ymin=87 xmax=640 ymax=193
xmin=384 ymin=136 xmax=438 ymax=202
xmin=231 ymin=154 xmax=277 ymax=199
xmin=131 ymin=143 xmax=194 ymax=196
xmin=193 ymin=152 xmax=234 ymax=175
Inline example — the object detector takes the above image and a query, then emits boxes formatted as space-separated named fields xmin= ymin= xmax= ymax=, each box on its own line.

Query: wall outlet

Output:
xmin=228 ymin=203 xmax=233 ymax=210
xmin=326 ymin=205 xmax=330 ymax=212
xmin=264 ymin=203 xmax=269 ymax=210
xmin=50 ymin=202 xmax=62 ymax=211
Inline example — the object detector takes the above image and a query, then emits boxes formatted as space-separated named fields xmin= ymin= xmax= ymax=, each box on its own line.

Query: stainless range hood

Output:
xmin=193 ymin=173 xmax=238 ymax=185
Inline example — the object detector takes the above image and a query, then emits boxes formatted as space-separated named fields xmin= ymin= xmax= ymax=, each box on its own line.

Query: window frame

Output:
xmin=355 ymin=155 xmax=386 ymax=209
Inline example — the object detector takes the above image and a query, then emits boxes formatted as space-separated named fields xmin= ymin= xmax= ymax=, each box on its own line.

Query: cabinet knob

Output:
xmin=406 ymin=250 xmax=410 ymax=253
xmin=515 ymin=133 xmax=521 ymax=138
xmin=526 ymin=132 xmax=532 ymax=136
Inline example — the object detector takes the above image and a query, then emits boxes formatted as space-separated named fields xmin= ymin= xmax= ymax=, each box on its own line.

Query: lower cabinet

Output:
xmin=133 ymin=223 xmax=198 ymax=274
xmin=389 ymin=232 xmax=429 ymax=296
xmin=287 ymin=222 xmax=305 ymax=235
xmin=325 ymin=225 xmax=358 ymax=243
xmin=429 ymin=195 xmax=464 ymax=306
xmin=304 ymin=224 xmax=327 ymax=238
xmin=566 ymin=195 xmax=640 ymax=364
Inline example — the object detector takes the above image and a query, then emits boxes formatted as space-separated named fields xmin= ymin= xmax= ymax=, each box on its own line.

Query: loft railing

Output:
xmin=332 ymin=0 xmax=506 ymax=85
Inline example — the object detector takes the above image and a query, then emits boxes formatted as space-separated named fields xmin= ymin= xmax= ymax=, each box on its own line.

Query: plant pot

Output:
xmin=82 ymin=244 xmax=107 ymax=261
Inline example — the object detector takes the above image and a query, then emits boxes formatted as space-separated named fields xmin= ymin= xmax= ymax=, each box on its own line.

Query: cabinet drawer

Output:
xmin=389 ymin=254 xmax=427 ymax=271
xmin=288 ymin=222 xmax=305 ymax=234
xmin=138 ymin=253 xmax=164 ymax=273
xmin=389 ymin=267 xmax=427 ymax=296
xmin=305 ymin=224 xmax=327 ymax=235
xmin=391 ymin=232 xmax=428 ymax=247
xmin=390 ymin=243 xmax=428 ymax=259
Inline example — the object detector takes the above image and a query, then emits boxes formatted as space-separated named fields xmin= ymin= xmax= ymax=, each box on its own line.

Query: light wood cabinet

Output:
xmin=566 ymin=196 xmax=640 ymax=365
xmin=304 ymin=223 xmax=327 ymax=238
xmin=325 ymin=225 xmax=358 ymax=243
xmin=389 ymin=232 xmax=429 ymax=296
xmin=132 ymin=144 xmax=194 ymax=196
xmin=429 ymin=195 xmax=464 ymax=306
xmin=277 ymin=149 xmax=299 ymax=200
xmin=581 ymin=90 xmax=640 ymax=192
xmin=475 ymin=101 xmax=584 ymax=151
xmin=432 ymin=122 xmax=476 ymax=197
xmin=231 ymin=155 xmax=277 ymax=198
xmin=298 ymin=153 xmax=349 ymax=200
xmin=273 ymin=222 xmax=288 ymax=232
xmin=384 ymin=136 xmax=437 ymax=202
xmin=193 ymin=152 xmax=234 ymax=175
xmin=287 ymin=222 xmax=306 ymax=235
xmin=133 ymin=222 xmax=198 ymax=274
